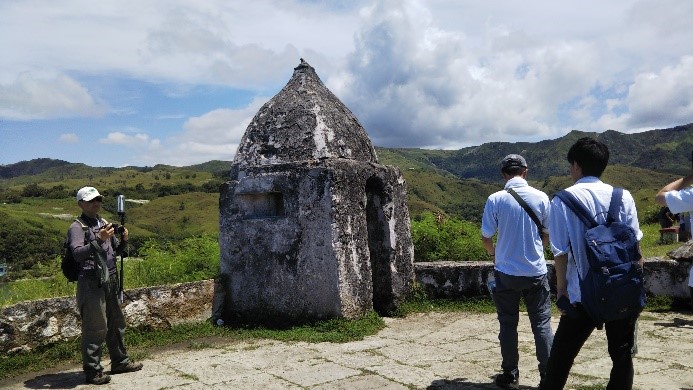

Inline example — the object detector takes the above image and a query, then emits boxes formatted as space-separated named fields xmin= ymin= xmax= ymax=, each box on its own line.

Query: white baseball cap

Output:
xmin=76 ymin=186 xmax=103 ymax=202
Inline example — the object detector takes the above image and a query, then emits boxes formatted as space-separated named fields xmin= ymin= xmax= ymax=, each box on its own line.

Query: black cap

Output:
xmin=501 ymin=154 xmax=527 ymax=169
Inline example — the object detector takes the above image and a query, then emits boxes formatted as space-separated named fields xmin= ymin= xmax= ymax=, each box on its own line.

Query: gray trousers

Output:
xmin=77 ymin=273 xmax=129 ymax=374
xmin=492 ymin=270 xmax=553 ymax=377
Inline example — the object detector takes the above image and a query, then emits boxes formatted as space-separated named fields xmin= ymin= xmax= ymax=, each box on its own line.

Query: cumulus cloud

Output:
xmin=329 ymin=0 xmax=693 ymax=146
xmin=59 ymin=133 xmax=79 ymax=143
xmin=131 ymin=98 xmax=265 ymax=166
xmin=625 ymin=56 xmax=693 ymax=127
xmin=595 ymin=56 xmax=693 ymax=131
xmin=0 ymin=73 xmax=107 ymax=120
xmin=100 ymin=131 xmax=156 ymax=146
xmin=331 ymin=0 xmax=602 ymax=148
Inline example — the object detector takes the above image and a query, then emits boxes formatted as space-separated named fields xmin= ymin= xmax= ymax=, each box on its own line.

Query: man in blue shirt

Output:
xmin=541 ymin=138 xmax=643 ymax=390
xmin=481 ymin=154 xmax=553 ymax=389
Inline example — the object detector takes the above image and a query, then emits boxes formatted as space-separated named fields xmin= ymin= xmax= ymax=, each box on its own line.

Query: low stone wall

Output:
xmin=0 ymin=280 xmax=213 ymax=354
xmin=1 ymin=259 xmax=691 ymax=354
xmin=415 ymin=258 xmax=692 ymax=299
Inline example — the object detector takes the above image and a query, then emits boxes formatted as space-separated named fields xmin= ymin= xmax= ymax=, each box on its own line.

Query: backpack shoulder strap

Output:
xmin=507 ymin=188 xmax=544 ymax=233
xmin=607 ymin=188 xmax=623 ymax=223
xmin=74 ymin=217 xmax=89 ymax=230
xmin=73 ymin=217 xmax=90 ymax=245
xmin=554 ymin=190 xmax=598 ymax=228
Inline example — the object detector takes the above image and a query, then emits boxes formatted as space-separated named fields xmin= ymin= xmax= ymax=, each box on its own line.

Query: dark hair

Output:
xmin=501 ymin=166 xmax=526 ymax=176
xmin=567 ymin=137 xmax=609 ymax=177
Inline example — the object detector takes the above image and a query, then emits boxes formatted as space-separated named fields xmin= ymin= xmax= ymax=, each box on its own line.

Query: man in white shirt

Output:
xmin=481 ymin=154 xmax=553 ymax=389
xmin=541 ymin=138 xmax=643 ymax=390
xmin=656 ymin=164 xmax=693 ymax=308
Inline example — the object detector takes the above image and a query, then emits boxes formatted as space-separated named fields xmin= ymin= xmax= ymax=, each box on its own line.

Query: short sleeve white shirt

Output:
xmin=481 ymin=177 xmax=549 ymax=277
xmin=549 ymin=177 xmax=643 ymax=304
xmin=664 ymin=187 xmax=693 ymax=214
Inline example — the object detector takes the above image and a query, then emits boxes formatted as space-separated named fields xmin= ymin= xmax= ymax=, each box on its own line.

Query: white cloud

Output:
xmin=100 ymin=131 xmax=156 ymax=146
xmin=626 ymin=56 xmax=693 ymax=127
xmin=331 ymin=0 xmax=604 ymax=147
xmin=128 ymin=98 xmax=265 ymax=166
xmin=0 ymin=73 xmax=107 ymax=120
xmin=0 ymin=0 xmax=359 ymax=89
xmin=327 ymin=0 xmax=693 ymax=145
xmin=59 ymin=133 xmax=79 ymax=143
xmin=596 ymin=56 xmax=693 ymax=131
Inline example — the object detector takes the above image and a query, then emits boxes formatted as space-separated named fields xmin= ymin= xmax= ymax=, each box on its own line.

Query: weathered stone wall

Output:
xmin=1 ymin=258 xmax=690 ymax=354
xmin=219 ymin=159 xmax=414 ymax=321
xmin=1 ymin=280 xmax=213 ymax=354
xmin=415 ymin=259 xmax=692 ymax=300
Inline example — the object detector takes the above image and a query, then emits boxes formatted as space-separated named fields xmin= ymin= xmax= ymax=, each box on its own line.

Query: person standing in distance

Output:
xmin=655 ymin=158 xmax=693 ymax=308
xmin=481 ymin=154 xmax=553 ymax=389
xmin=541 ymin=138 xmax=643 ymax=389
xmin=67 ymin=186 xmax=143 ymax=385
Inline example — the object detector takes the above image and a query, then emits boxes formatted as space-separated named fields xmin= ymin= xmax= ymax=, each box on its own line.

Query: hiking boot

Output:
xmin=111 ymin=361 xmax=143 ymax=375
xmin=494 ymin=372 xmax=519 ymax=389
xmin=86 ymin=371 xmax=111 ymax=385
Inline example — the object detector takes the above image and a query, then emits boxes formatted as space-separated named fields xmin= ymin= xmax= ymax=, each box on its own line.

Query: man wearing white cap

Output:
xmin=67 ymin=186 xmax=142 ymax=385
xmin=481 ymin=154 xmax=553 ymax=389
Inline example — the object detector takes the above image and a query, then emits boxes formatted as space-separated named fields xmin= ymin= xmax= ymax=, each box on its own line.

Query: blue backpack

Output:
xmin=555 ymin=188 xmax=645 ymax=326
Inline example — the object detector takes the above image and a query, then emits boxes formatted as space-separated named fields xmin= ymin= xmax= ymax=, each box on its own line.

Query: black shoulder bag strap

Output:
xmin=507 ymin=188 xmax=545 ymax=234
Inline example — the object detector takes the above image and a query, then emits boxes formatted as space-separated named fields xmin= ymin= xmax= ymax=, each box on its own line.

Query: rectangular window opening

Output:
xmin=238 ymin=192 xmax=285 ymax=219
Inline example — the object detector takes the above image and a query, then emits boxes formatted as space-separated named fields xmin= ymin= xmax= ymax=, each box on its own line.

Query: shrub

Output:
xmin=411 ymin=212 xmax=486 ymax=262
xmin=126 ymin=235 xmax=219 ymax=286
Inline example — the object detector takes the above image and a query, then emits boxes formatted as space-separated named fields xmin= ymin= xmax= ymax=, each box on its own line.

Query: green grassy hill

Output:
xmin=1 ymin=124 xmax=690 ymax=280
xmin=413 ymin=123 xmax=692 ymax=182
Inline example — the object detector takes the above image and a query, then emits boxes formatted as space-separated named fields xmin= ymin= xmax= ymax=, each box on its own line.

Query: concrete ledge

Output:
xmin=1 ymin=258 xmax=691 ymax=354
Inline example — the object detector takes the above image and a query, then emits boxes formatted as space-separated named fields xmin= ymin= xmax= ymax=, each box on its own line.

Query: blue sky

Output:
xmin=1 ymin=0 xmax=692 ymax=167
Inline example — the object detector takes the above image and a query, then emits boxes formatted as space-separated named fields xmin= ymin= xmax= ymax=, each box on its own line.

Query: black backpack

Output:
xmin=555 ymin=188 xmax=645 ymax=326
xmin=61 ymin=218 xmax=89 ymax=282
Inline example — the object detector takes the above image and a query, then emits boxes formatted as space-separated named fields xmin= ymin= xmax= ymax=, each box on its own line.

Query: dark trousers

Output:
xmin=492 ymin=271 xmax=553 ymax=377
xmin=541 ymin=304 xmax=637 ymax=390
xmin=77 ymin=273 xmax=129 ymax=375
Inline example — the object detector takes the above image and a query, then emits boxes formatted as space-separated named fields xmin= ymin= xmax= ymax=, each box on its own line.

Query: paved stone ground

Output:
xmin=2 ymin=310 xmax=692 ymax=390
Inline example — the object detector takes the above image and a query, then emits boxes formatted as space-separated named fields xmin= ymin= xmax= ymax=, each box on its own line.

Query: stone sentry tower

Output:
xmin=218 ymin=59 xmax=414 ymax=322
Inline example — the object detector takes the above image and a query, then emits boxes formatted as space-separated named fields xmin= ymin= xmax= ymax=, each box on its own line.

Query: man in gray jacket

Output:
xmin=68 ymin=186 xmax=142 ymax=385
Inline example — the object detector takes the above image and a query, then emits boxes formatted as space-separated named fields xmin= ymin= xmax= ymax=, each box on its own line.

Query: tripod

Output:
xmin=117 ymin=195 xmax=133 ymax=304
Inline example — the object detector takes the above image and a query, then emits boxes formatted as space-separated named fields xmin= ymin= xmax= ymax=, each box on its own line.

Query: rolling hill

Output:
xmin=0 ymin=123 xmax=690 ymax=279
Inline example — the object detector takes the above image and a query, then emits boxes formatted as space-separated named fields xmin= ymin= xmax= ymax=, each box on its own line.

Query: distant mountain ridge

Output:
xmin=0 ymin=158 xmax=74 ymax=179
xmin=3 ymin=124 xmax=689 ymax=182
xmin=378 ymin=123 xmax=692 ymax=183
xmin=0 ymin=159 xmax=233 ymax=181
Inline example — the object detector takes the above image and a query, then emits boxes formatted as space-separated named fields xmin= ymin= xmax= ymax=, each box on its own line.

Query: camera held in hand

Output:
xmin=102 ymin=223 xmax=125 ymax=235
xmin=111 ymin=223 xmax=125 ymax=235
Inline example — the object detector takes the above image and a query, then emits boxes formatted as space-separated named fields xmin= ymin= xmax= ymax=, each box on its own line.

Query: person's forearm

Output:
xmin=481 ymin=236 xmax=495 ymax=258
xmin=541 ymin=232 xmax=549 ymax=248
xmin=656 ymin=174 xmax=693 ymax=205
xmin=554 ymin=254 xmax=568 ymax=296
xmin=637 ymin=243 xmax=643 ymax=269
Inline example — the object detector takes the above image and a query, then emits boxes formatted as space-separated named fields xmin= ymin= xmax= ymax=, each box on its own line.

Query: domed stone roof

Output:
xmin=233 ymin=59 xmax=378 ymax=167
